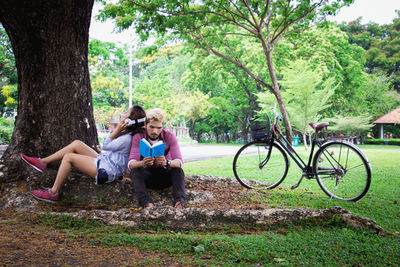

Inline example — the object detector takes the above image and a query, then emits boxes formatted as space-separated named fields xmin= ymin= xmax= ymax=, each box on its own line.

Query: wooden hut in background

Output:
xmin=373 ymin=107 xmax=400 ymax=138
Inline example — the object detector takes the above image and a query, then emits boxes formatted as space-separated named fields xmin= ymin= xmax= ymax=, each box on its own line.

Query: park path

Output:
xmin=0 ymin=143 xmax=245 ymax=162
xmin=180 ymin=143 xmax=242 ymax=162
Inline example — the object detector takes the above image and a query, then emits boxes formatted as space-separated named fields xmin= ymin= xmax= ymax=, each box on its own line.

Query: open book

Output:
xmin=139 ymin=138 xmax=166 ymax=158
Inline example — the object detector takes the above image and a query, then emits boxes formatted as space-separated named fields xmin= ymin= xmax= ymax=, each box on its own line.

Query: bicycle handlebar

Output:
xmin=272 ymin=104 xmax=282 ymax=124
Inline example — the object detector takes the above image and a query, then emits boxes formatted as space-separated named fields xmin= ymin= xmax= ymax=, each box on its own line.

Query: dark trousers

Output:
xmin=131 ymin=167 xmax=186 ymax=207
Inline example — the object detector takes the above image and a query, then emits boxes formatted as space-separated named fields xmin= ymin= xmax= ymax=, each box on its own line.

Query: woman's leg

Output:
xmin=41 ymin=140 xmax=99 ymax=164
xmin=50 ymin=153 xmax=98 ymax=194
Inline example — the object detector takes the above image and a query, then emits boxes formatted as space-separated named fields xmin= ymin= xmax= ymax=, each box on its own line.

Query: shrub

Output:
xmin=0 ymin=117 xmax=14 ymax=143
xmin=364 ymin=138 xmax=400 ymax=146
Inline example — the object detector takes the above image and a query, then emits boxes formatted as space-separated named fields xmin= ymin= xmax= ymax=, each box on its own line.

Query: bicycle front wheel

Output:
xmin=313 ymin=141 xmax=371 ymax=201
xmin=233 ymin=140 xmax=289 ymax=189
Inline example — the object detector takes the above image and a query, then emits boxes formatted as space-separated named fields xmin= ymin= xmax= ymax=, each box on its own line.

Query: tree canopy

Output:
xmin=340 ymin=12 xmax=400 ymax=92
xmin=1 ymin=0 xmax=399 ymax=149
xmin=99 ymin=0 xmax=355 ymax=141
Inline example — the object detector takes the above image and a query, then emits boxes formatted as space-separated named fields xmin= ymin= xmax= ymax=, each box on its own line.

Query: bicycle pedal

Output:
xmin=290 ymin=184 xmax=299 ymax=190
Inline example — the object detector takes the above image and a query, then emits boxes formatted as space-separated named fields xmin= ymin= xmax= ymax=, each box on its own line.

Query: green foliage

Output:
xmin=89 ymin=39 xmax=132 ymax=109
xmin=0 ymin=24 xmax=17 ymax=113
xmin=89 ymin=39 xmax=129 ymax=77
xmin=326 ymin=115 xmax=374 ymax=135
xmin=339 ymin=12 xmax=400 ymax=91
xmin=0 ymin=24 xmax=16 ymax=86
xmin=200 ymin=97 xmax=240 ymax=142
xmin=91 ymin=76 xmax=126 ymax=107
xmin=0 ymin=84 xmax=17 ymax=109
xmin=364 ymin=139 xmax=400 ymax=146
xmin=132 ymin=45 xmax=210 ymax=126
xmin=362 ymin=74 xmax=400 ymax=118
xmin=259 ymin=59 xmax=335 ymax=135
xmin=182 ymin=43 xmax=260 ymax=142
xmin=0 ymin=116 xmax=14 ymax=143
xmin=281 ymin=23 xmax=369 ymax=116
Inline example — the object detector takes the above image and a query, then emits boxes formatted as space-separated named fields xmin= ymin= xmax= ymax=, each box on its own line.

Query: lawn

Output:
xmin=184 ymin=144 xmax=400 ymax=232
xmin=12 ymin=144 xmax=399 ymax=266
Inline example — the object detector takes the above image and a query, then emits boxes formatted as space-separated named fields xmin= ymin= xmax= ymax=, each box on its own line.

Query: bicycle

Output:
xmin=232 ymin=105 xmax=371 ymax=201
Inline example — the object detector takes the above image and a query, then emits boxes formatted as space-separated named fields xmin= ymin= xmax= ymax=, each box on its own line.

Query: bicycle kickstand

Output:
xmin=291 ymin=174 xmax=306 ymax=190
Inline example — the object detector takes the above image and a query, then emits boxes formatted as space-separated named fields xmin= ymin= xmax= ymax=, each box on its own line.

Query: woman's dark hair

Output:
xmin=115 ymin=105 xmax=146 ymax=138
xmin=126 ymin=105 xmax=146 ymax=135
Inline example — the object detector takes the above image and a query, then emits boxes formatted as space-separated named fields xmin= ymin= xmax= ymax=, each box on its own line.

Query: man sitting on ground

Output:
xmin=128 ymin=108 xmax=185 ymax=209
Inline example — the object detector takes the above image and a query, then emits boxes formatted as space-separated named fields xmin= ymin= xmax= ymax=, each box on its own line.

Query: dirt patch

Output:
xmin=0 ymin=211 xmax=184 ymax=266
xmin=37 ymin=177 xmax=268 ymax=213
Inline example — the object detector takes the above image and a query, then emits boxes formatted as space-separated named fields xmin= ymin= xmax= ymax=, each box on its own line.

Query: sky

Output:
xmin=89 ymin=0 xmax=400 ymax=44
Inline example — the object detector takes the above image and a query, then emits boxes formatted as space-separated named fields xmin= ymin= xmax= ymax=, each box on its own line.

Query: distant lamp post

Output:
xmin=128 ymin=32 xmax=138 ymax=108
xmin=128 ymin=41 xmax=133 ymax=108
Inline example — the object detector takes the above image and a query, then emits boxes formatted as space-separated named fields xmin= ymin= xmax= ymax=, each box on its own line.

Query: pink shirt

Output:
xmin=128 ymin=129 xmax=183 ymax=167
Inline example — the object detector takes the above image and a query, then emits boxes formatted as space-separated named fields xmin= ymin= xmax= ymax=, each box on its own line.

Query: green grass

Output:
xmin=28 ymin=144 xmax=399 ymax=266
xmin=92 ymin=228 xmax=399 ymax=265
xmin=184 ymin=144 xmax=400 ymax=232
xmin=32 ymin=214 xmax=399 ymax=266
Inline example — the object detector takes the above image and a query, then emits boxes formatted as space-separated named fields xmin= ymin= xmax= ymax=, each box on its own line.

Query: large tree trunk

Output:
xmin=0 ymin=0 xmax=97 ymax=181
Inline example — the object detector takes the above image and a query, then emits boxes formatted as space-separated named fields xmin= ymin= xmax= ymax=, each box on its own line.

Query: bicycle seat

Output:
xmin=309 ymin=122 xmax=329 ymax=133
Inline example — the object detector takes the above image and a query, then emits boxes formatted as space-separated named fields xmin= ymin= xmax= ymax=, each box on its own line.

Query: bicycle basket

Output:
xmin=249 ymin=115 xmax=271 ymax=140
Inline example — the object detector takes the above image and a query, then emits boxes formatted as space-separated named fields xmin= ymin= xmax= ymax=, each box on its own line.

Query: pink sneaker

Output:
xmin=31 ymin=189 xmax=59 ymax=203
xmin=21 ymin=154 xmax=47 ymax=172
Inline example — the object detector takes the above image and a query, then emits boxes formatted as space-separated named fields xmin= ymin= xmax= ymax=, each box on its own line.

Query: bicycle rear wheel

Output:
xmin=233 ymin=140 xmax=289 ymax=189
xmin=313 ymin=141 xmax=371 ymax=201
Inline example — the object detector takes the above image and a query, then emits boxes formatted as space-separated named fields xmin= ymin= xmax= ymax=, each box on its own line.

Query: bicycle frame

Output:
xmin=271 ymin=132 xmax=320 ymax=178
xmin=267 ymin=108 xmax=358 ymax=186
xmin=267 ymin=105 xmax=325 ymax=179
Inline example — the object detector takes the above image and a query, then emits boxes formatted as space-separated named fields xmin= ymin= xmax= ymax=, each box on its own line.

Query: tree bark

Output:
xmin=262 ymin=42 xmax=293 ymax=143
xmin=241 ymin=108 xmax=250 ymax=144
xmin=189 ymin=120 xmax=195 ymax=139
xmin=196 ymin=132 xmax=201 ymax=143
xmin=0 ymin=0 xmax=97 ymax=181
xmin=303 ymin=132 xmax=308 ymax=151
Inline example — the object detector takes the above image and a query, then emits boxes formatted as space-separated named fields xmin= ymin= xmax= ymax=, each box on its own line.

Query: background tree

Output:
xmin=206 ymin=97 xmax=238 ymax=143
xmin=0 ymin=0 xmax=97 ymax=181
xmin=279 ymin=23 xmax=366 ymax=116
xmin=182 ymin=43 xmax=263 ymax=143
xmin=89 ymin=39 xmax=131 ymax=80
xmin=91 ymin=76 xmax=126 ymax=108
xmin=326 ymin=115 xmax=373 ymax=136
xmin=180 ymin=89 xmax=212 ymax=139
xmin=0 ymin=24 xmax=17 ymax=114
xmin=131 ymin=46 xmax=191 ymax=123
xmin=0 ymin=25 xmax=15 ymax=85
xmin=339 ymin=12 xmax=400 ymax=92
xmin=99 ymin=0 xmax=354 ymax=142
xmin=362 ymin=73 xmax=400 ymax=118
xmin=258 ymin=59 xmax=334 ymax=149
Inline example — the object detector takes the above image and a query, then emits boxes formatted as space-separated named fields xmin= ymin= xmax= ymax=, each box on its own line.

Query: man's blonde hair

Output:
xmin=146 ymin=108 xmax=165 ymax=123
